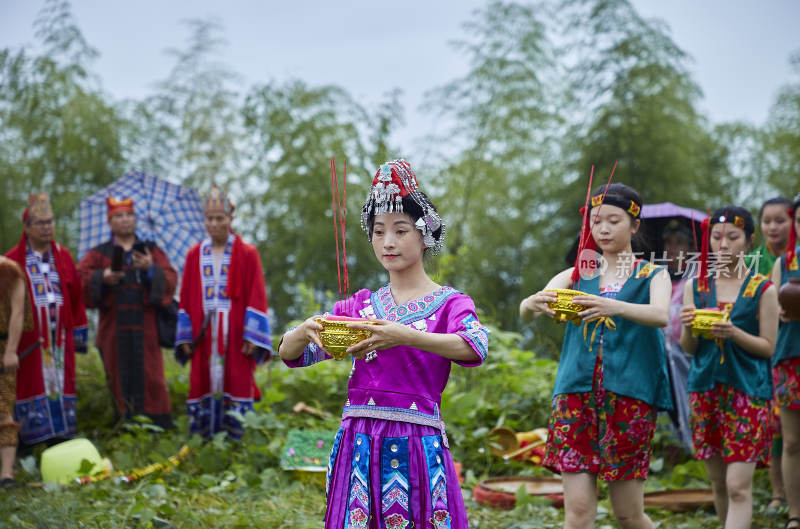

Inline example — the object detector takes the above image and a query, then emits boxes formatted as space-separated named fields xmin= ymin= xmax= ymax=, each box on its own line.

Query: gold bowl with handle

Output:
xmin=315 ymin=315 xmax=379 ymax=360
xmin=691 ymin=309 xmax=727 ymax=339
xmin=545 ymin=289 xmax=594 ymax=325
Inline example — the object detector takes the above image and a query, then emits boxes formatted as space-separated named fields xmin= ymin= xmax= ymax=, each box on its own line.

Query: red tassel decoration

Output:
xmin=570 ymin=166 xmax=595 ymax=286
xmin=698 ymin=217 xmax=711 ymax=292
xmin=787 ymin=208 xmax=797 ymax=271
xmin=570 ymin=162 xmax=618 ymax=287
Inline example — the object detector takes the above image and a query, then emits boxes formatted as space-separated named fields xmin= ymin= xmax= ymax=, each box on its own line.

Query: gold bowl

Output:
xmin=545 ymin=289 xmax=593 ymax=325
xmin=316 ymin=316 xmax=378 ymax=360
xmin=691 ymin=309 xmax=727 ymax=339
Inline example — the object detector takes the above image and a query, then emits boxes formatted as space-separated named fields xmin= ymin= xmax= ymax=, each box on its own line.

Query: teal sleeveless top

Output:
xmin=554 ymin=261 xmax=673 ymax=410
xmin=774 ymin=247 xmax=800 ymax=365
xmin=687 ymin=269 xmax=773 ymax=400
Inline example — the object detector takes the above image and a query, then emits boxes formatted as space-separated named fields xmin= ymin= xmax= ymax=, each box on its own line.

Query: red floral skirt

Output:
xmin=769 ymin=401 xmax=782 ymax=437
xmin=544 ymin=349 xmax=656 ymax=481
xmin=689 ymin=383 xmax=771 ymax=464
xmin=773 ymin=356 xmax=800 ymax=411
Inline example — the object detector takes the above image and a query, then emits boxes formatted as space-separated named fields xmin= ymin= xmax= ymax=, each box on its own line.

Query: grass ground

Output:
xmin=0 ymin=338 xmax=791 ymax=528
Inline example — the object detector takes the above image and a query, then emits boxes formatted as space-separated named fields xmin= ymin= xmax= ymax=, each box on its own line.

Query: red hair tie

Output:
xmin=698 ymin=217 xmax=711 ymax=292
xmin=571 ymin=167 xmax=595 ymax=285
xmin=787 ymin=208 xmax=797 ymax=271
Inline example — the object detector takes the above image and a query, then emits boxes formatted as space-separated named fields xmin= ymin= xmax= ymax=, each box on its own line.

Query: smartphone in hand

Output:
xmin=111 ymin=245 xmax=124 ymax=271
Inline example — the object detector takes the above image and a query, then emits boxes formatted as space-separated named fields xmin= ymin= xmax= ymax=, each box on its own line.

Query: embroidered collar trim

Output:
xmin=370 ymin=284 xmax=458 ymax=324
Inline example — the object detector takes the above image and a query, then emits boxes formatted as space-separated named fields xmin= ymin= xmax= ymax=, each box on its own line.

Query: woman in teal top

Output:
xmin=750 ymin=197 xmax=792 ymax=276
xmin=680 ymin=206 xmax=779 ymax=529
xmin=752 ymin=197 xmax=792 ymax=513
xmin=521 ymin=182 xmax=671 ymax=529
xmin=770 ymin=193 xmax=800 ymax=529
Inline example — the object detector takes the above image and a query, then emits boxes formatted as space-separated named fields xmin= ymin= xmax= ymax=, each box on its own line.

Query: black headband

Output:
xmin=589 ymin=193 xmax=641 ymax=218
xmin=709 ymin=212 xmax=754 ymax=236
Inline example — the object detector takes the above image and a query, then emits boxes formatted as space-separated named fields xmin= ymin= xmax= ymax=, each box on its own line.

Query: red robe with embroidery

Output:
xmin=6 ymin=234 xmax=88 ymax=444
xmin=177 ymin=236 xmax=270 ymax=405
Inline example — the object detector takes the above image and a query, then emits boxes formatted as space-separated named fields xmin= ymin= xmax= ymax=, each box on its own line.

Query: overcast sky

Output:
xmin=1 ymin=0 xmax=798 ymax=152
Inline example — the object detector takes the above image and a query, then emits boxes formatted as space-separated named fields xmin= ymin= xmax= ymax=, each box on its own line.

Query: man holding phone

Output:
xmin=77 ymin=197 xmax=176 ymax=429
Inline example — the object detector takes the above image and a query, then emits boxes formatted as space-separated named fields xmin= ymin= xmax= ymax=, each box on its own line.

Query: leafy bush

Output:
xmin=443 ymin=322 xmax=558 ymax=479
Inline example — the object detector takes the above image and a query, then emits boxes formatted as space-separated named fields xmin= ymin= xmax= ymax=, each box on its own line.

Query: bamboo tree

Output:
xmin=239 ymin=81 xmax=403 ymax=326
xmin=120 ymin=19 xmax=243 ymax=190
xmin=422 ymin=1 xmax=566 ymax=331
xmin=559 ymin=0 xmax=732 ymax=210
xmin=763 ymin=50 xmax=800 ymax=197
xmin=0 ymin=0 xmax=125 ymax=253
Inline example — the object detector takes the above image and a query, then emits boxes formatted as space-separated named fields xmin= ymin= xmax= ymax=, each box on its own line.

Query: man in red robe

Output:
xmin=176 ymin=185 xmax=271 ymax=439
xmin=77 ymin=197 xmax=176 ymax=429
xmin=5 ymin=193 xmax=88 ymax=445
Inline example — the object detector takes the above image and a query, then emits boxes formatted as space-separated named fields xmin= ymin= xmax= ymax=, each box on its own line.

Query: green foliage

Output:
xmin=0 ymin=0 xmax=125 ymax=253
xmin=711 ymin=121 xmax=771 ymax=209
xmin=121 ymin=19 xmax=243 ymax=189
xmin=560 ymin=0 xmax=733 ymax=209
xmin=763 ymin=49 xmax=800 ymax=198
xmin=238 ymin=80 xmax=397 ymax=324
xmin=422 ymin=1 xmax=567 ymax=332
xmin=417 ymin=0 xmax=748 ymax=348
xmin=443 ymin=321 xmax=558 ymax=477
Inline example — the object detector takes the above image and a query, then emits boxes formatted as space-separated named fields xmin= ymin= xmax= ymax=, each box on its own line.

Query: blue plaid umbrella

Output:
xmin=78 ymin=171 xmax=206 ymax=279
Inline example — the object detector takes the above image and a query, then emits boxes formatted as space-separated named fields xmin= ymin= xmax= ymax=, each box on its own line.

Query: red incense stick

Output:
xmin=330 ymin=158 xmax=350 ymax=312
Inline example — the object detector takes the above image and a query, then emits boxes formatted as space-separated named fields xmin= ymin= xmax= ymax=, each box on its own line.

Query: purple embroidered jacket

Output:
xmin=283 ymin=285 xmax=489 ymax=445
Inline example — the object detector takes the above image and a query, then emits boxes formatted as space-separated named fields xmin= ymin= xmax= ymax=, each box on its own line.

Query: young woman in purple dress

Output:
xmin=279 ymin=160 xmax=489 ymax=529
